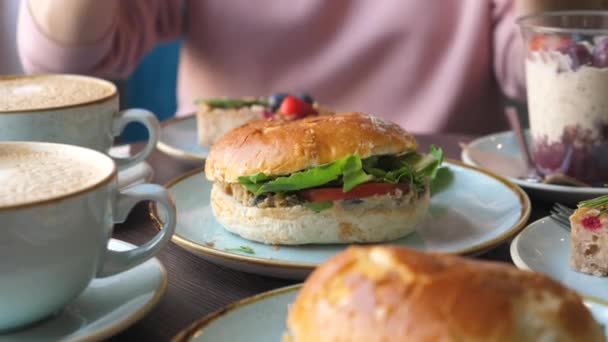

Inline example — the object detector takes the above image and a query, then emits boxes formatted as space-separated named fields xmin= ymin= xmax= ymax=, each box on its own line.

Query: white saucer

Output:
xmin=117 ymin=161 xmax=154 ymax=189
xmin=0 ymin=239 xmax=167 ymax=342
xmin=461 ymin=130 xmax=608 ymax=205
xmin=172 ymin=285 xmax=608 ymax=341
xmin=153 ymin=161 xmax=530 ymax=280
xmin=511 ymin=216 xmax=608 ymax=302
xmin=109 ymin=145 xmax=155 ymax=189
xmin=157 ymin=115 xmax=208 ymax=162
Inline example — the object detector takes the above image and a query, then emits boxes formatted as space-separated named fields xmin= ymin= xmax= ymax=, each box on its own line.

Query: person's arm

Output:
xmin=27 ymin=0 xmax=117 ymax=46
xmin=17 ymin=0 xmax=184 ymax=78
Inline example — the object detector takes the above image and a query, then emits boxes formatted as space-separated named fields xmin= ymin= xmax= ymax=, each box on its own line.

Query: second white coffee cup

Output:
xmin=0 ymin=141 xmax=176 ymax=331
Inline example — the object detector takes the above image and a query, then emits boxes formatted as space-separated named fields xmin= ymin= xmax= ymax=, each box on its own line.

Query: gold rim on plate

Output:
xmin=156 ymin=114 xmax=207 ymax=162
xmin=171 ymin=283 xmax=608 ymax=342
xmin=171 ymin=284 xmax=301 ymax=342
xmin=149 ymin=159 xmax=532 ymax=270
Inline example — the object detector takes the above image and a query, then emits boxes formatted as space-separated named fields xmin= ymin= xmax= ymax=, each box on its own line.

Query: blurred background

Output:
xmin=0 ymin=0 xmax=22 ymax=75
xmin=0 ymin=0 xmax=178 ymax=143
xmin=1 ymin=0 xmax=536 ymax=140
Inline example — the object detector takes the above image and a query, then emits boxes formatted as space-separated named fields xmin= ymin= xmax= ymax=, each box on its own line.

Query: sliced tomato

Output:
xmin=299 ymin=182 xmax=409 ymax=202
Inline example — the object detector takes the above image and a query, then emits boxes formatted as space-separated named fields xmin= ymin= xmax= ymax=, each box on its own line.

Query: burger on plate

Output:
xmin=204 ymin=112 xmax=443 ymax=245
xmin=284 ymin=245 xmax=605 ymax=341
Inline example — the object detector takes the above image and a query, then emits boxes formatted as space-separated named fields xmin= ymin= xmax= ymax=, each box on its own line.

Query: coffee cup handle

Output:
xmin=112 ymin=109 xmax=160 ymax=170
xmin=96 ymin=184 xmax=176 ymax=278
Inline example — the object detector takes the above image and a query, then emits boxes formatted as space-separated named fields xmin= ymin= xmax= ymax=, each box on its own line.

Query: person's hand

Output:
xmin=27 ymin=0 xmax=117 ymax=45
xmin=515 ymin=0 xmax=608 ymax=17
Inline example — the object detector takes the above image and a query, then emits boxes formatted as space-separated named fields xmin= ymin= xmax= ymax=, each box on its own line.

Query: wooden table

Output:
xmin=109 ymin=134 xmax=551 ymax=341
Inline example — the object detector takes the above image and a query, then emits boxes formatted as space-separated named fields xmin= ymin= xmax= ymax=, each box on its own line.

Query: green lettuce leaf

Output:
xmin=342 ymin=155 xmax=374 ymax=192
xmin=195 ymin=98 xmax=268 ymax=109
xmin=252 ymin=156 xmax=350 ymax=195
xmin=414 ymin=145 xmax=444 ymax=178
xmin=304 ymin=201 xmax=334 ymax=213
xmin=241 ymin=183 xmax=263 ymax=194
xmin=384 ymin=163 xmax=417 ymax=185
xmin=430 ymin=166 xmax=453 ymax=195
xmin=238 ymin=172 xmax=272 ymax=194
xmin=239 ymin=172 xmax=272 ymax=183
xmin=362 ymin=156 xmax=387 ymax=178
xmin=237 ymin=146 xmax=445 ymax=196
xmin=366 ymin=146 xmax=443 ymax=192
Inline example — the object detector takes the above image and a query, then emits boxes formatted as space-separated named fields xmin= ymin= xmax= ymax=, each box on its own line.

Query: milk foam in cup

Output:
xmin=0 ymin=142 xmax=176 ymax=331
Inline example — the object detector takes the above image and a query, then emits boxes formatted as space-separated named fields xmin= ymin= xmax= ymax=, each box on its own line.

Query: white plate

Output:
xmin=172 ymin=285 xmax=608 ymax=341
xmin=157 ymin=116 xmax=208 ymax=162
xmin=511 ymin=216 xmax=608 ymax=302
xmin=0 ymin=239 xmax=167 ymax=342
xmin=152 ymin=161 xmax=531 ymax=280
xmin=461 ymin=130 xmax=608 ymax=205
xmin=117 ymin=161 xmax=154 ymax=189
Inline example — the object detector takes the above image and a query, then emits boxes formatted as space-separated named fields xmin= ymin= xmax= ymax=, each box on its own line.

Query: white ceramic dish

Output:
xmin=461 ymin=130 xmax=608 ymax=205
xmin=110 ymin=145 xmax=154 ymax=188
xmin=157 ymin=115 xmax=208 ymax=162
xmin=172 ymin=284 xmax=608 ymax=341
xmin=511 ymin=216 xmax=608 ymax=302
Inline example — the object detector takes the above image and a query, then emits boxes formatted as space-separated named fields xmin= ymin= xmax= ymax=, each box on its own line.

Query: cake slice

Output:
xmin=196 ymin=97 xmax=267 ymax=147
xmin=570 ymin=195 xmax=608 ymax=276
xmin=195 ymin=94 xmax=333 ymax=147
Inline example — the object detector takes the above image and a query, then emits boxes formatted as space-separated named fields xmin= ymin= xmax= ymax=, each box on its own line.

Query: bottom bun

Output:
xmin=210 ymin=184 xmax=430 ymax=245
xmin=285 ymin=246 xmax=606 ymax=342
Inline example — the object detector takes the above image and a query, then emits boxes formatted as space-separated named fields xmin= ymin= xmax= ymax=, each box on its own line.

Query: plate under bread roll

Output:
xmin=171 ymin=246 xmax=607 ymax=342
xmin=284 ymin=246 xmax=605 ymax=342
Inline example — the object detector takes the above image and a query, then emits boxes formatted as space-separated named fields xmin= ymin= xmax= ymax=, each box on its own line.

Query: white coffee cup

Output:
xmin=0 ymin=141 xmax=176 ymax=331
xmin=0 ymin=74 xmax=159 ymax=170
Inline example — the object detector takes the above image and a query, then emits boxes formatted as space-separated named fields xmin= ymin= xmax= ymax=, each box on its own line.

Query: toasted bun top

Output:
xmin=205 ymin=112 xmax=417 ymax=183
xmin=286 ymin=246 xmax=604 ymax=342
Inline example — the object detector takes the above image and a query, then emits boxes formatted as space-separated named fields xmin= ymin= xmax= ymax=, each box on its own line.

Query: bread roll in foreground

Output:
xmin=284 ymin=246 xmax=605 ymax=342
xmin=205 ymin=112 xmax=443 ymax=245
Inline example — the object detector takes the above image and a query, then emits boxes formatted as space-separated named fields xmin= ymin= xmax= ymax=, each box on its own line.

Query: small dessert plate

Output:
xmin=152 ymin=161 xmax=530 ymax=280
xmin=0 ymin=239 xmax=167 ymax=342
xmin=461 ymin=130 xmax=608 ymax=205
xmin=172 ymin=285 xmax=298 ymax=342
xmin=171 ymin=284 xmax=608 ymax=341
xmin=511 ymin=216 xmax=608 ymax=301
xmin=157 ymin=115 xmax=208 ymax=162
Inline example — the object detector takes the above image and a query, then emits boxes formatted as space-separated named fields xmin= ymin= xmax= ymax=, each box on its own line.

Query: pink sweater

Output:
xmin=17 ymin=0 xmax=525 ymax=134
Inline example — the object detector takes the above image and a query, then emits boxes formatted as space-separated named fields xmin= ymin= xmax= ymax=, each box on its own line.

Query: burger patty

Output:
xmin=217 ymin=182 xmax=422 ymax=209
xmin=218 ymin=182 xmax=303 ymax=208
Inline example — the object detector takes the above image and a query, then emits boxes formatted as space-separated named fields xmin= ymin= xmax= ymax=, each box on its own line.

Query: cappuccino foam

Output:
xmin=0 ymin=75 xmax=115 ymax=112
xmin=0 ymin=143 xmax=114 ymax=208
